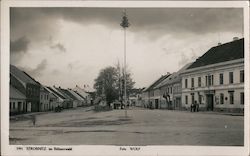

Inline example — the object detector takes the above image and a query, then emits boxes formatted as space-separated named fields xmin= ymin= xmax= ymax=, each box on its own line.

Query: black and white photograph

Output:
xmin=1 ymin=1 xmax=249 ymax=156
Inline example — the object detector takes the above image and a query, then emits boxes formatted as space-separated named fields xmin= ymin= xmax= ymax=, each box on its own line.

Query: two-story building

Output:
xmin=10 ymin=65 xmax=40 ymax=112
xmin=181 ymin=38 xmax=244 ymax=113
xmin=40 ymin=86 xmax=50 ymax=111
xmin=154 ymin=63 xmax=191 ymax=110
xmin=10 ymin=85 xmax=26 ymax=115
xmin=142 ymin=74 xmax=171 ymax=109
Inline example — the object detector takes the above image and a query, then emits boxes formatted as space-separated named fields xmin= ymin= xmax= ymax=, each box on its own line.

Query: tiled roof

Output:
xmin=47 ymin=87 xmax=66 ymax=99
xmin=55 ymin=87 xmax=73 ymax=100
xmin=143 ymin=74 xmax=171 ymax=92
xmin=188 ymin=38 xmax=244 ymax=69
xmin=74 ymin=91 xmax=86 ymax=100
xmin=10 ymin=65 xmax=40 ymax=85
xmin=68 ymin=89 xmax=85 ymax=101
xmin=155 ymin=63 xmax=192 ymax=88
xmin=10 ymin=85 xmax=26 ymax=100
xmin=62 ymin=89 xmax=79 ymax=100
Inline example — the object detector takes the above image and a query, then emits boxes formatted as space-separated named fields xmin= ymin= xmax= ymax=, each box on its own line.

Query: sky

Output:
xmin=10 ymin=7 xmax=244 ymax=89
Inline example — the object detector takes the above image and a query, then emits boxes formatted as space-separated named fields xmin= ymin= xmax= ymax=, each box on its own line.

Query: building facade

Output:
xmin=181 ymin=38 xmax=244 ymax=113
xmin=40 ymin=86 xmax=50 ymax=111
xmin=10 ymin=85 xmax=26 ymax=115
xmin=10 ymin=65 xmax=41 ymax=112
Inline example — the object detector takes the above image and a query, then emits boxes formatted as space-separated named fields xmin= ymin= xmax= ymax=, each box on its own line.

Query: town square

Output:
xmin=10 ymin=106 xmax=243 ymax=145
xmin=8 ymin=6 xmax=245 ymax=147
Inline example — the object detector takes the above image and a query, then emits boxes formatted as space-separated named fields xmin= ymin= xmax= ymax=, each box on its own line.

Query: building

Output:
xmin=154 ymin=63 xmax=191 ymax=110
xmin=45 ymin=86 xmax=64 ymax=110
xmin=40 ymin=86 xmax=50 ymax=111
xmin=10 ymin=65 xmax=40 ymax=112
xmin=10 ymin=85 xmax=26 ymax=115
xmin=53 ymin=86 xmax=73 ymax=109
xmin=142 ymin=74 xmax=171 ymax=109
xmin=128 ymin=88 xmax=145 ymax=107
xmin=67 ymin=89 xmax=86 ymax=107
xmin=73 ymin=85 xmax=91 ymax=106
xmin=181 ymin=38 xmax=244 ymax=113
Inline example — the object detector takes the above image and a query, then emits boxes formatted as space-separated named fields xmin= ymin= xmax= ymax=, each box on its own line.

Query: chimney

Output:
xmin=233 ymin=37 xmax=239 ymax=41
xmin=218 ymin=42 xmax=222 ymax=46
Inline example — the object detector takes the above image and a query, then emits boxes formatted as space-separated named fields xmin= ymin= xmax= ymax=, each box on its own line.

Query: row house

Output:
xmin=142 ymin=74 xmax=171 ymax=109
xmin=44 ymin=86 xmax=61 ymax=110
xmin=128 ymin=88 xmax=145 ymax=107
xmin=40 ymin=86 xmax=50 ymax=111
xmin=181 ymin=38 xmax=244 ymax=113
xmin=10 ymin=85 xmax=26 ymax=115
xmin=154 ymin=63 xmax=191 ymax=110
xmin=52 ymin=86 xmax=73 ymax=109
xmin=74 ymin=85 xmax=92 ymax=106
xmin=10 ymin=65 xmax=40 ymax=112
xmin=67 ymin=89 xmax=86 ymax=107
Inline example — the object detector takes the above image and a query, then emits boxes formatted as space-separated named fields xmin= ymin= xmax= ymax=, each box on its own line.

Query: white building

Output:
xmin=154 ymin=63 xmax=191 ymax=110
xmin=10 ymin=85 xmax=26 ymax=115
xmin=181 ymin=38 xmax=244 ymax=113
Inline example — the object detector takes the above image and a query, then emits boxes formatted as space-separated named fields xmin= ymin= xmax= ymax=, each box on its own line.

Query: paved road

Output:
xmin=9 ymin=107 xmax=244 ymax=146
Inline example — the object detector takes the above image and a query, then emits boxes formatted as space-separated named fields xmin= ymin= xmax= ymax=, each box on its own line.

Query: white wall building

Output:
xmin=181 ymin=38 xmax=244 ymax=113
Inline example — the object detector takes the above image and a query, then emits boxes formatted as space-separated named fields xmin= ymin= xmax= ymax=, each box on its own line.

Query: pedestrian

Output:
xmin=195 ymin=101 xmax=199 ymax=112
xmin=32 ymin=115 xmax=36 ymax=126
xmin=190 ymin=103 xmax=194 ymax=112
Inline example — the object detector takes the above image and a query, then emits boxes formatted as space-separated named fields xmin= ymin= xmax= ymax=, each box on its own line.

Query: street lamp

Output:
xmin=120 ymin=9 xmax=130 ymax=117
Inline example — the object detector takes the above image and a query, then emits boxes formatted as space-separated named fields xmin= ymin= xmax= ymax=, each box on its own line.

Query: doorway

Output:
xmin=155 ymin=99 xmax=159 ymax=109
xmin=206 ymin=94 xmax=214 ymax=111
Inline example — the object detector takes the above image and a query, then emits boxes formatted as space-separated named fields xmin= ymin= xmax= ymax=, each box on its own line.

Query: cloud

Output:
xmin=21 ymin=59 xmax=48 ymax=77
xmin=10 ymin=8 xmax=243 ymax=42
xmin=10 ymin=36 xmax=30 ymax=54
xmin=50 ymin=43 xmax=66 ymax=53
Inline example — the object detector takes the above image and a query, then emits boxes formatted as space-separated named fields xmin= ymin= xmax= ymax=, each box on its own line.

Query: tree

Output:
xmin=94 ymin=65 xmax=135 ymax=106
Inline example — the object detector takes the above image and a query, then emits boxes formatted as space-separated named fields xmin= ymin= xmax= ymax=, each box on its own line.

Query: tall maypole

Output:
xmin=120 ymin=9 xmax=130 ymax=116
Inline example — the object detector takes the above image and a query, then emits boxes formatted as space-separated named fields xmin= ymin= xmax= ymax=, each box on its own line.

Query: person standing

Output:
xmin=195 ymin=101 xmax=199 ymax=112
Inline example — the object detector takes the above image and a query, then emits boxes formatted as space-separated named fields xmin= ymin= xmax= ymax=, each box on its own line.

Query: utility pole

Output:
xmin=120 ymin=9 xmax=130 ymax=117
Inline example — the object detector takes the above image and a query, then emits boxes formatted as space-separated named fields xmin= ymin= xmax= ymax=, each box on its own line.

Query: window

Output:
xmin=185 ymin=79 xmax=188 ymax=88
xmin=198 ymin=95 xmax=202 ymax=104
xmin=208 ymin=75 xmax=213 ymax=86
xmin=191 ymin=94 xmax=195 ymax=104
xmin=229 ymin=92 xmax=234 ymax=104
xmin=220 ymin=93 xmax=224 ymax=104
xmin=219 ymin=73 xmax=223 ymax=85
xmin=205 ymin=76 xmax=208 ymax=86
xmin=240 ymin=92 xmax=244 ymax=105
xmin=41 ymin=95 xmax=43 ymax=99
xmin=229 ymin=72 xmax=234 ymax=84
xmin=10 ymin=102 xmax=11 ymax=109
xmin=240 ymin=70 xmax=244 ymax=83
xmin=191 ymin=78 xmax=194 ymax=88
xmin=13 ymin=102 xmax=16 ymax=109
xmin=185 ymin=96 xmax=188 ymax=104
xmin=198 ymin=77 xmax=201 ymax=87
xmin=170 ymin=87 xmax=172 ymax=94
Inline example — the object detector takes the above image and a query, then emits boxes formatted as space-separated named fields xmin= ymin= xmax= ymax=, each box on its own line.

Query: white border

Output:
xmin=1 ymin=1 xmax=249 ymax=156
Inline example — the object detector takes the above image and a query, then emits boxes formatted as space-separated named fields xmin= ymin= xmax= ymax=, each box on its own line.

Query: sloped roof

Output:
xmin=188 ymin=38 xmax=244 ymax=69
xmin=62 ymin=89 xmax=78 ymax=100
xmin=73 ymin=86 xmax=89 ymax=97
xmin=10 ymin=65 xmax=40 ymax=85
xmin=155 ymin=63 xmax=192 ymax=88
xmin=55 ymin=87 xmax=73 ymax=100
xmin=74 ymin=90 xmax=86 ymax=100
xmin=10 ymin=85 xmax=26 ymax=100
xmin=47 ymin=86 xmax=66 ymax=99
xmin=143 ymin=74 xmax=171 ymax=92
xmin=67 ymin=89 xmax=85 ymax=101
